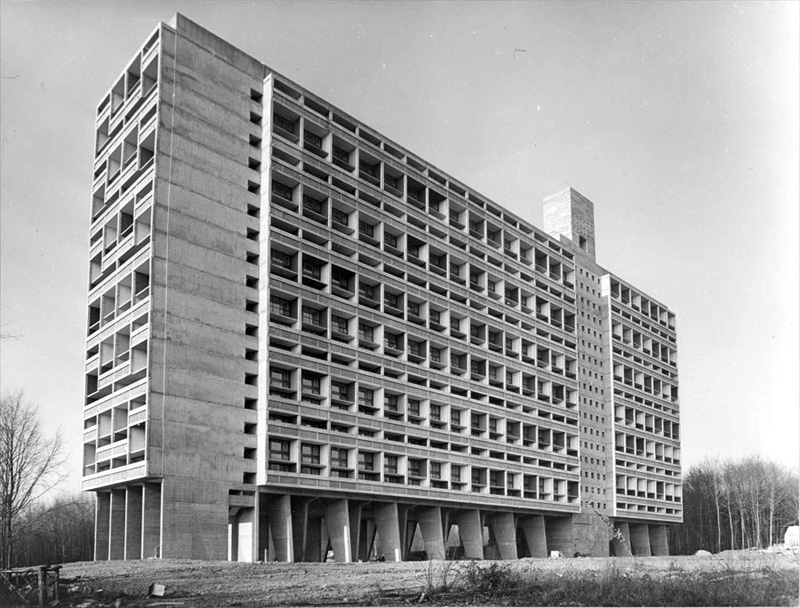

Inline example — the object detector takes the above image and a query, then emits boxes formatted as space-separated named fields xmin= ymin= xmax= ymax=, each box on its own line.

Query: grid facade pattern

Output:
xmin=262 ymin=74 xmax=584 ymax=511
xmin=81 ymin=14 xmax=682 ymax=562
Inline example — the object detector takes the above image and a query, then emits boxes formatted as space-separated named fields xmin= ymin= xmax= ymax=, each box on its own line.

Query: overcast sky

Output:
xmin=1 ymin=0 xmax=798 ymax=494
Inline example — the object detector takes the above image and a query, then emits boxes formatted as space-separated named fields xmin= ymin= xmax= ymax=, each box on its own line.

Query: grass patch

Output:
xmin=405 ymin=556 xmax=799 ymax=607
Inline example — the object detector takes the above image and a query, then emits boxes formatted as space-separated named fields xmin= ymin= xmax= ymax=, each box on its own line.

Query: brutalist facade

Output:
xmin=82 ymin=14 xmax=681 ymax=562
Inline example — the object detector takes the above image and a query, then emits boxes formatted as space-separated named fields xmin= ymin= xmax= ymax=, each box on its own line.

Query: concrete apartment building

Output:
xmin=82 ymin=14 xmax=682 ymax=562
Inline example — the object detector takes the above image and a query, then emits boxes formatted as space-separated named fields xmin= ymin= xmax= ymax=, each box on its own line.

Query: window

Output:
xmin=274 ymin=114 xmax=296 ymax=133
xmin=269 ymin=439 xmax=291 ymax=461
xmin=430 ymin=404 xmax=442 ymax=422
xmin=408 ymin=301 xmax=420 ymax=316
xmin=451 ymin=465 xmax=461 ymax=482
xmin=332 ymin=208 xmax=349 ymax=225
xmin=430 ymin=462 xmax=442 ymax=480
xmin=506 ymin=372 xmax=514 ymax=385
xmin=384 ymin=455 xmax=399 ymax=474
xmin=408 ymin=399 xmax=421 ymax=418
xmin=300 ymin=444 xmax=321 ymax=475
xmin=304 ymin=130 xmax=323 ymax=148
xmin=359 ymin=221 xmax=374 ymax=237
xmin=272 ymin=181 xmax=293 ymax=200
xmin=450 ymin=262 xmax=460 ymax=275
xmin=271 ymin=250 xmax=293 ymax=269
xmin=330 ymin=447 xmax=349 ymax=468
xmin=385 ymin=333 xmax=400 ymax=349
xmin=302 ymin=260 xmax=322 ymax=279
xmin=384 ymin=393 xmax=399 ymax=411
xmin=408 ymin=459 xmax=422 ymax=477
xmin=408 ymin=242 xmax=420 ymax=258
xmin=359 ymin=283 xmax=374 ymax=299
xmin=505 ymin=337 xmax=514 ymax=350
xmin=331 ymin=381 xmax=350 ymax=401
xmin=303 ymin=195 xmax=322 ymax=213
xmin=302 ymin=374 xmax=321 ymax=395
xmin=409 ymin=341 xmax=424 ymax=357
xmin=385 ymin=292 xmax=398 ymax=308
xmin=332 ymin=315 xmax=349 ymax=334
xmin=358 ymin=387 xmax=374 ymax=407
xmin=385 ymin=174 xmax=399 ymax=190
xmin=270 ymin=296 xmax=291 ymax=316
xmin=385 ymin=233 xmax=398 ymax=248
xmin=302 ymin=306 xmax=323 ymax=326
xmin=430 ymin=347 xmax=442 ymax=363
xmin=430 ymin=310 xmax=440 ymax=324
xmin=270 ymin=368 xmax=290 ymax=388
xmin=358 ymin=323 xmax=374 ymax=341
xmin=358 ymin=451 xmax=375 ymax=471
xmin=333 ymin=146 xmax=350 ymax=163
xmin=451 ymin=410 xmax=461 ymax=426
xmin=450 ymin=317 xmax=461 ymax=332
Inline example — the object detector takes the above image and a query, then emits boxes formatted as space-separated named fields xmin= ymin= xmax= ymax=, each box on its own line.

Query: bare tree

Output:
xmin=0 ymin=391 xmax=67 ymax=568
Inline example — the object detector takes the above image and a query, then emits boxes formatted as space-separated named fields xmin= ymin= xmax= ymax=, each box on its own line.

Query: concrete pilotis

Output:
xmin=488 ymin=512 xmax=518 ymax=559
xmin=546 ymin=517 xmax=573 ymax=555
xmin=290 ymin=497 xmax=309 ymax=561
xmin=417 ymin=506 xmax=446 ymax=560
xmin=95 ymin=492 xmax=111 ymax=561
xmin=266 ymin=494 xmax=294 ymax=562
xmin=611 ymin=522 xmax=632 ymax=556
xmin=348 ymin=502 xmax=362 ymax=561
xmin=374 ymin=502 xmax=403 ymax=562
xmin=109 ymin=489 xmax=126 ymax=560
xmin=630 ymin=524 xmax=652 ymax=556
xmin=305 ymin=517 xmax=324 ymax=562
xmin=519 ymin=515 xmax=547 ymax=558
xmin=142 ymin=483 xmax=161 ymax=558
xmin=324 ymin=500 xmax=352 ymax=562
xmin=453 ymin=510 xmax=484 ymax=559
xmin=124 ymin=486 xmax=143 ymax=559
xmin=649 ymin=524 xmax=669 ymax=556
xmin=237 ymin=509 xmax=254 ymax=562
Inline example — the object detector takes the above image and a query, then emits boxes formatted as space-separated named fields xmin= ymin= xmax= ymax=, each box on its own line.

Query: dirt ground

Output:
xmin=32 ymin=550 xmax=799 ymax=607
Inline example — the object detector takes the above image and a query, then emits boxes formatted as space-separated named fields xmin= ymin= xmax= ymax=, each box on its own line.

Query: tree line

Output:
xmin=1 ymin=390 xmax=93 ymax=568
xmin=669 ymin=456 xmax=799 ymax=555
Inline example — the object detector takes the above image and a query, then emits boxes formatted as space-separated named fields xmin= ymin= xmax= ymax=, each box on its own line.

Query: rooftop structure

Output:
xmin=82 ymin=14 xmax=681 ymax=562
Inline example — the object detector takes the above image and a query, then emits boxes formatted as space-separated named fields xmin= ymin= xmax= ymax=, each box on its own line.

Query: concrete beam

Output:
xmin=374 ymin=502 xmax=403 ymax=562
xmin=520 ymin=515 xmax=547 ymax=558
xmin=453 ymin=510 xmax=484 ymax=560
xmin=630 ymin=524 xmax=652 ymax=556
xmin=124 ymin=486 xmax=143 ymax=559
